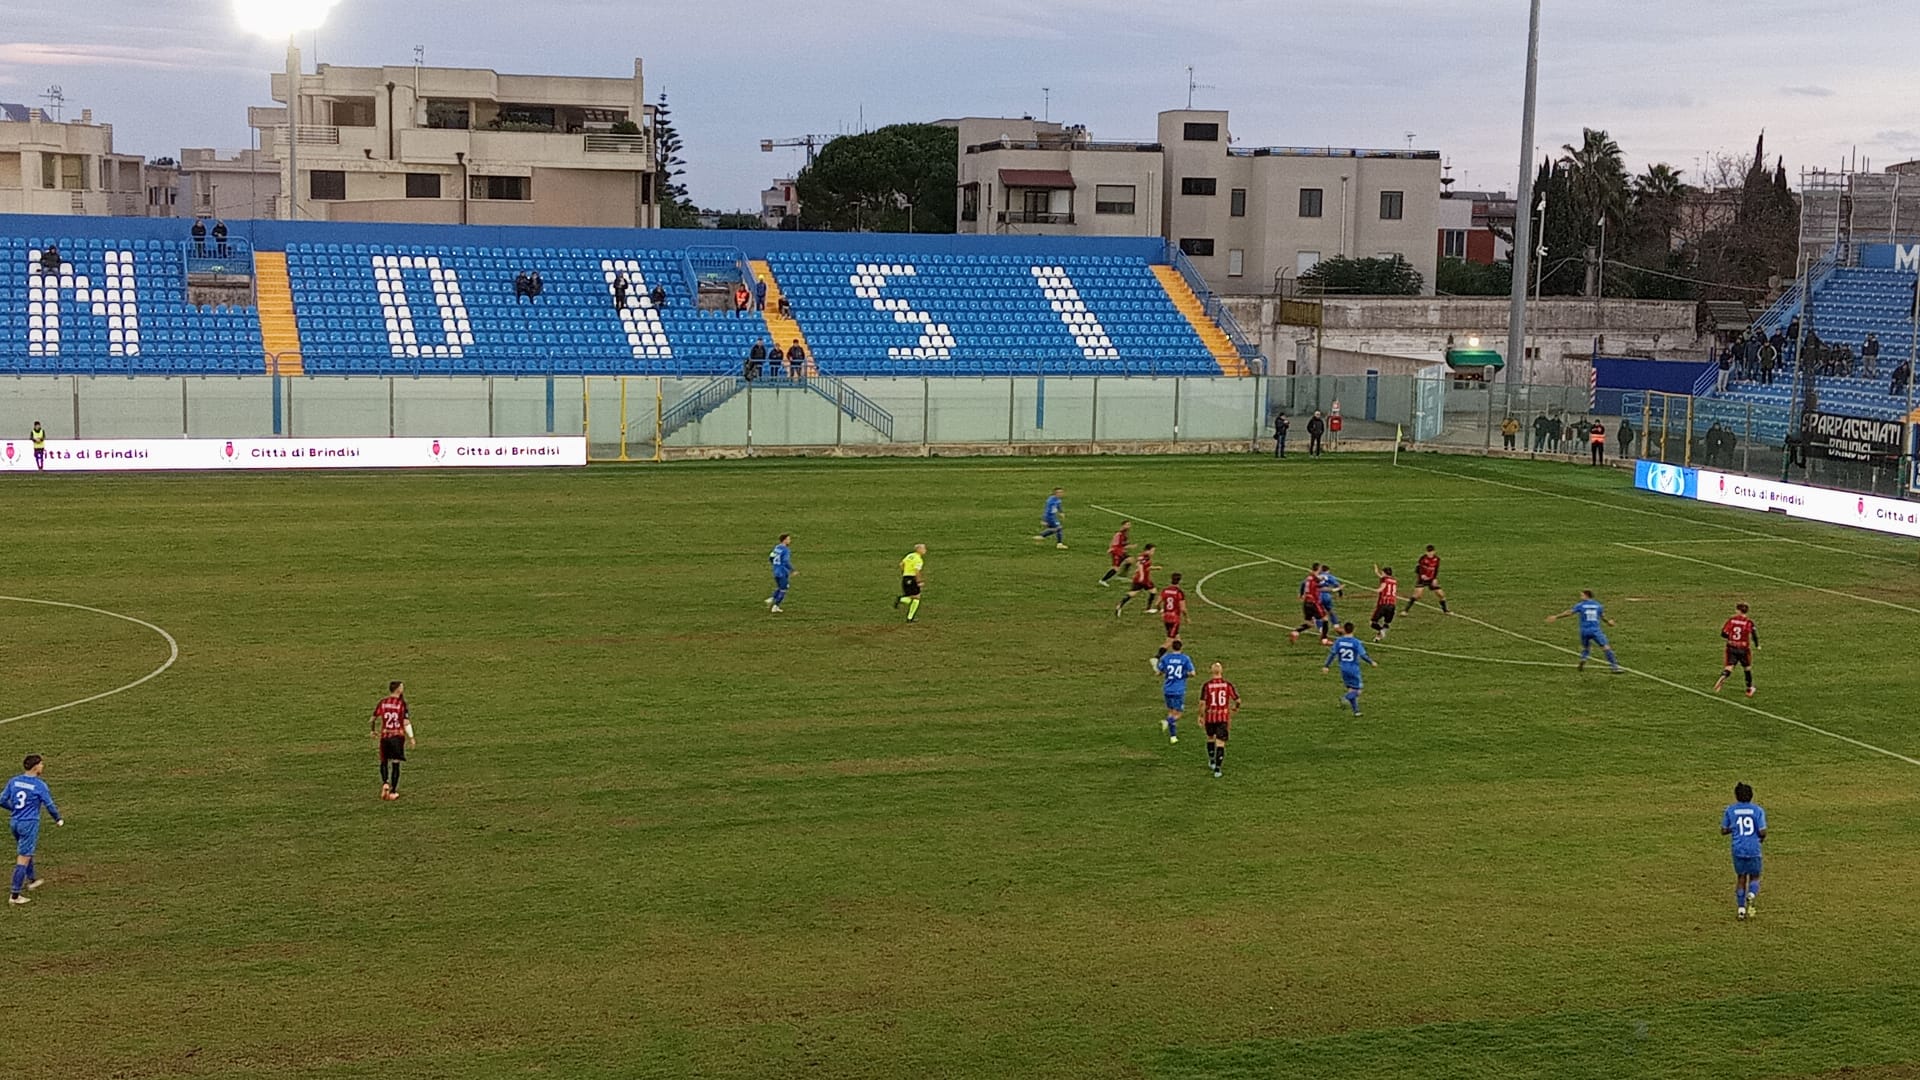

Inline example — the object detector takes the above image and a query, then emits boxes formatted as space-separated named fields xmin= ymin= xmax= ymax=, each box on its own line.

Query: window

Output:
xmin=405 ymin=173 xmax=442 ymax=199
xmin=1296 ymin=251 xmax=1322 ymax=275
xmin=1228 ymin=249 xmax=1245 ymax=277
xmin=1442 ymin=229 xmax=1467 ymax=259
xmin=1182 ymin=122 xmax=1221 ymax=142
xmin=1299 ymin=188 xmax=1323 ymax=218
xmin=1180 ymin=177 xmax=1218 ymax=197
xmin=470 ymin=175 xmax=530 ymax=201
xmin=41 ymin=154 xmax=85 ymax=191
xmin=1380 ymin=190 xmax=1405 ymax=220
xmin=310 ymin=170 xmax=346 ymax=201
xmin=1094 ymin=184 xmax=1136 ymax=215
xmin=1178 ymin=238 xmax=1216 ymax=257
xmin=1230 ymin=188 xmax=1247 ymax=217
xmin=331 ymin=98 xmax=376 ymax=127
xmin=961 ymin=183 xmax=980 ymax=223
xmin=425 ymin=99 xmax=471 ymax=130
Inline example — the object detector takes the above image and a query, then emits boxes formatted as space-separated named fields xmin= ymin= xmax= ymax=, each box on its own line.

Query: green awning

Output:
xmin=1445 ymin=348 xmax=1505 ymax=369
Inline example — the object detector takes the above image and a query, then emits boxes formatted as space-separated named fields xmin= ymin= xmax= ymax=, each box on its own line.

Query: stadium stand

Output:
xmin=0 ymin=216 xmax=1257 ymax=378
xmin=1718 ymin=262 xmax=1920 ymax=422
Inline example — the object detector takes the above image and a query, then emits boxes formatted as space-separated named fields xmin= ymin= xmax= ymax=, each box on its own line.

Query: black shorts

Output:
xmin=1131 ymin=579 xmax=1155 ymax=594
xmin=379 ymin=735 xmax=407 ymax=763
xmin=1203 ymin=720 xmax=1230 ymax=742
xmin=1725 ymin=646 xmax=1752 ymax=668
xmin=1301 ymin=601 xmax=1326 ymax=623
xmin=900 ymin=576 xmax=921 ymax=597
xmin=1163 ymin=620 xmax=1182 ymax=639
xmin=1417 ymin=576 xmax=1438 ymax=590
xmin=1372 ymin=604 xmax=1396 ymax=626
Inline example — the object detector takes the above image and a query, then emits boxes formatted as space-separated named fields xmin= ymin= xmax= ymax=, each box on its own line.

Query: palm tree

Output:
xmin=1632 ymin=163 xmax=1691 ymax=205
xmin=1559 ymin=128 xmax=1629 ymax=231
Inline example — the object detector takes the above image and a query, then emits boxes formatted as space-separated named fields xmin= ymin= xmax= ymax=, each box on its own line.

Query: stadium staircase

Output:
xmin=658 ymin=372 xmax=895 ymax=441
xmin=1152 ymin=265 xmax=1248 ymax=376
xmin=748 ymin=259 xmax=816 ymax=375
xmin=253 ymin=250 xmax=304 ymax=375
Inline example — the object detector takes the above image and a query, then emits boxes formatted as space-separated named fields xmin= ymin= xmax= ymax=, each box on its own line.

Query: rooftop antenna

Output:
xmin=39 ymin=85 xmax=65 ymax=122
xmin=1042 ymin=87 xmax=1051 ymax=122
xmin=413 ymin=45 xmax=424 ymax=68
xmin=1185 ymin=67 xmax=1214 ymax=109
xmin=1405 ymin=131 xmax=1417 ymax=150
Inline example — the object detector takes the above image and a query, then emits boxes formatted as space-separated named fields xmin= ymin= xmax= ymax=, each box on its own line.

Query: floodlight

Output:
xmin=233 ymin=0 xmax=339 ymax=39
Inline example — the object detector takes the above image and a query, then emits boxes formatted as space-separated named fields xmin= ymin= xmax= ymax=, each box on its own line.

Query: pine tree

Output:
xmin=652 ymin=92 xmax=698 ymax=229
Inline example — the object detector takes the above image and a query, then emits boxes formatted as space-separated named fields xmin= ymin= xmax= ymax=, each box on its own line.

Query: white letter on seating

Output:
xmin=373 ymin=255 xmax=471 ymax=358
xmin=1895 ymin=245 xmax=1920 ymax=273
xmin=851 ymin=263 xmax=952 ymax=360
xmin=26 ymin=249 xmax=140 ymax=357
xmin=1031 ymin=265 xmax=1115 ymax=360
xmin=602 ymin=259 xmax=672 ymax=359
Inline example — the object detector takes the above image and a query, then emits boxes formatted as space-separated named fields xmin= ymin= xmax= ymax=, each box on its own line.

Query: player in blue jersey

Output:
xmin=1321 ymin=623 xmax=1378 ymax=716
xmin=1547 ymin=589 xmax=1621 ymax=673
xmin=1720 ymin=781 xmax=1767 ymax=920
xmin=1317 ymin=567 xmax=1345 ymax=625
xmin=765 ymin=533 xmax=794 ymax=613
xmin=1290 ymin=564 xmax=1332 ymax=645
xmin=1153 ymin=639 xmax=1196 ymax=744
xmin=8 ymin=755 xmax=63 ymax=906
xmin=1033 ymin=488 xmax=1067 ymax=549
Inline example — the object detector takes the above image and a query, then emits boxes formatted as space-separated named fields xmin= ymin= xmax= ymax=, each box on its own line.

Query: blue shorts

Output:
xmin=1164 ymin=691 xmax=1185 ymax=711
xmin=1581 ymin=630 xmax=1610 ymax=650
xmin=1733 ymin=855 xmax=1762 ymax=877
xmin=1341 ymin=671 xmax=1364 ymax=691
xmin=12 ymin=822 xmax=37 ymax=857
xmin=772 ymin=574 xmax=789 ymax=589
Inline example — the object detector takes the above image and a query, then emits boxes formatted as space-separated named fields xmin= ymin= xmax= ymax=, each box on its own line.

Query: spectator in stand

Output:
xmin=787 ymin=342 xmax=807 ymax=371
xmin=1500 ymin=415 xmax=1519 ymax=451
xmin=1839 ymin=343 xmax=1856 ymax=377
xmin=1892 ymin=358 xmax=1912 ymax=399
xmin=1758 ymin=339 xmax=1779 ymax=385
xmin=190 ymin=218 xmax=207 ymax=255
xmin=1702 ymin=422 xmax=1726 ymax=467
xmin=649 ymin=284 xmax=666 ymax=309
xmin=1564 ymin=416 xmax=1582 ymax=455
xmin=1306 ymin=411 xmax=1326 ymax=457
xmin=1786 ymin=315 xmax=1801 ymax=345
xmin=1588 ymin=419 xmax=1607 ymax=466
xmin=1273 ymin=411 xmax=1290 ymax=458
xmin=611 ymin=274 xmax=630 ymax=310
xmin=1531 ymin=413 xmax=1549 ymax=452
xmin=1863 ymin=333 xmax=1881 ymax=378
xmin=528 ymin=270 xmax=543 ymax=301
xmin=1617 ymin=416 xmax=1636 ymax=459
xmin=734 ymin=283 xmax=751 ymax=315
xmin=778 ymin=295 xmax=793 ymax=317
xmin=38 ymin=245 xmax=61 ymax=273
xmin=211 ymin=219 xmax=229 ymax=255
xmin=513 ymin=271 xmax=532 ymax=302
xmin=753 ymin=277 xmax=768 ymax=312
xmin=749 ymin=340 xmax=768 ymax=365
xmin=771 ymin=344 xmax=788 ymax=377
xmin=1715 ymin=348 xmax=1733 ymax=393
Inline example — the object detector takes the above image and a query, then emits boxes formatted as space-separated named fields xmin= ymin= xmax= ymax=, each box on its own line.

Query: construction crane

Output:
xmin=760 ymin=134 xmax=836 ymax=168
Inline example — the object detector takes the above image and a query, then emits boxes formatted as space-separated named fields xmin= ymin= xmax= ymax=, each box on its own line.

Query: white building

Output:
xmin=761 ymin=177 xmax=799 ymax=230
xmin=260 ymin=56 xmax=660 ymax=227
xmin=0 ymin=104 xmax=145 ymax=217
xmin=954 ymin=110 xmax=1444 ymax=295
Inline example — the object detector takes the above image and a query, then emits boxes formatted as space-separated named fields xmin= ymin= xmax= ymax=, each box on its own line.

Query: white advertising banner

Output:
xmin=0 ymin=436 xmax=586 ymax=473
xmin=1689 ymin=467 xmax=1920 ymax=540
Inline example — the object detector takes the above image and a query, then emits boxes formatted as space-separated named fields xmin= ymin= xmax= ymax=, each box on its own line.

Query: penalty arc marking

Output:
xmin=0 ymin=597 xmax=179 ymax=727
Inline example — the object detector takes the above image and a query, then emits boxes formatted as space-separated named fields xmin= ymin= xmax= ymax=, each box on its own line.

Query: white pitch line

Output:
xmin=1092 ymin=505 xmax=1920 ymax=769
xmin=0 ymin=597 xmax=179 ymax=726
xmin=1397 ymin=462 xmax=1916 ymax=567
xmin=1638 ymin=537 xmax=1795 ymax=545
xmin=1614 ymin=543 xmax=1920 ymax=617
xmin=1195 ymin=561 xmax=1567 ymax=668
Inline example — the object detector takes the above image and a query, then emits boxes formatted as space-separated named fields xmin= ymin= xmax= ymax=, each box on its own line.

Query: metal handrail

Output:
xmin=803 ymin=373 xmax=896 ymax=439
xmin=1166 ymin=245 xmax=1262 ymax=361
xmin=659 ymin=376 xmax=746 ymax=437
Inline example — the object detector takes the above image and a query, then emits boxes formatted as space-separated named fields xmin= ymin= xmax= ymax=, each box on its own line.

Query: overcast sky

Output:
xmin=4 ymin=0 xmax=1916 ymax=210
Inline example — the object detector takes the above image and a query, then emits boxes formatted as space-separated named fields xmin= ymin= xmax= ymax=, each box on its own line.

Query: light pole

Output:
xmin=1505 ymin=0 xmax=1544 ymax=401
xmin=233 ymin=1 xmax=340 ymax=220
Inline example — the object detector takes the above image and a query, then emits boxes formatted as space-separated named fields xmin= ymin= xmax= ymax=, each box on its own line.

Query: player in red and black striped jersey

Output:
xmin=1369 ymin=566 xmax=1399 ymax=641
xmin=1155 ymin=574 xmax=1189 ymax=657
xmin=1115 ymin=544 xmax=1157 ymax=616
xmin=1200 ymin=663 xmax=1239 ymax=777
xmin=1402 ymin=545 xmax=1449 ymax=614
xmin=370 ymin=681 xmax=416 ymax=801
xmin=1099 ymin=521 xmax=1132 ymax=587
xmin=1713 ymin=603 xmax=1759 ymax=697
xmin=1290 ymin=563 xmax=1332 ymax=645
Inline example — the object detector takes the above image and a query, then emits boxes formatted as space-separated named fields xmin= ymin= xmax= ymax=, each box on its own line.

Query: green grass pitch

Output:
xmin=6 ymin=454 xmax=1920 ymax=1079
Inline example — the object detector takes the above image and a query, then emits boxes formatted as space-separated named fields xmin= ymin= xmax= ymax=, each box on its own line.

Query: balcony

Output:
xmin=584 ymin=132 xmax=651 ymax=156
xmin=998 ymin=210 xmax=1075 ymax=225
xmin=394 ymin=128 xmax=654 ymax=170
